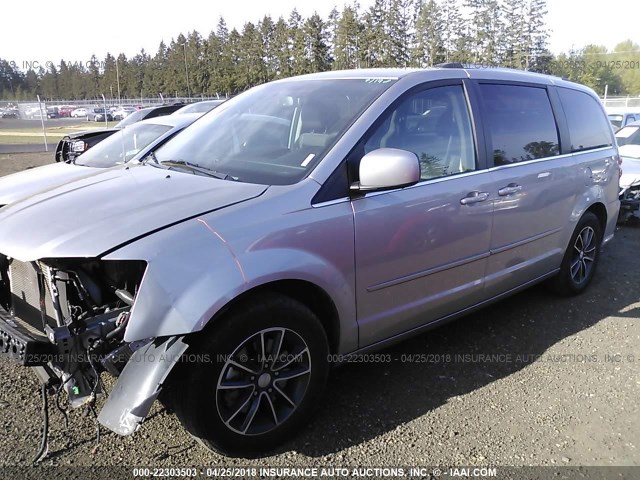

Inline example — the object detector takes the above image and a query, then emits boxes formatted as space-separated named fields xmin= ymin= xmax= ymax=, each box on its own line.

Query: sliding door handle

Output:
xmin=460 ymin=191 xmax=490 ymax=205
xmin=498 ymin=184 xmax=522 ymax=196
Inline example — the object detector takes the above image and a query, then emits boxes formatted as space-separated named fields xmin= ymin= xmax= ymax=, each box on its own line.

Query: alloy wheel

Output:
xmin=570 ymin=226 xmax=596 ymax=284
xmin=216 ymin=327 xmax=311 ymax=436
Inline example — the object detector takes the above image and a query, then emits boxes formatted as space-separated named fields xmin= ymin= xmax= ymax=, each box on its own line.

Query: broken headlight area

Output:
xmin=619 ymin=185 xmax=640 ymax=223
xmin=0 ymin=255 xmax=147 ymax=408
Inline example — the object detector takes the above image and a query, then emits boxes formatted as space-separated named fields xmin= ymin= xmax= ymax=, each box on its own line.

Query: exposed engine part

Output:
xmin=0 ymin=255 xmax=146 ymax=412
xmin=0 ymin=256 xmax=146 ymax=461
xmin=115 ymin=289 xmax=135 ymax=306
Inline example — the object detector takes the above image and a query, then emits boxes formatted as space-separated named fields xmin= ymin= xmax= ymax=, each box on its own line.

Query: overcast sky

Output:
xmin=2 ymin=0 xmax=639 ymax=69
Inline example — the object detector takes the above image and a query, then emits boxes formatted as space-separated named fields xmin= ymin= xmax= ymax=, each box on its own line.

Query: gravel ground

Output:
xmin=0 ymin=153 xmax=638 ymax=471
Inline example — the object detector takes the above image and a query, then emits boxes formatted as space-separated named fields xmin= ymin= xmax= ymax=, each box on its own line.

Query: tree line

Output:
xmin=1 ymin=0 xmax=638 ymax=101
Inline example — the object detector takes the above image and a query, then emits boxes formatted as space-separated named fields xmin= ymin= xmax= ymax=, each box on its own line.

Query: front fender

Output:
xmin=104 ymin=218 xmax=356 ymax=352
xmin=104 ymin=218 xmax=245 ymax=342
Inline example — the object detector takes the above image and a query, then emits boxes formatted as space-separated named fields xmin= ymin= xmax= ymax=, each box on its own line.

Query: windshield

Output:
xmin=616 ymin=125 xmax=640 ymax=146
xmin=116 ymin=109 xmax=145 ymax=127
xmin=154 ymin=78 xmax=396 ymax=185
xmin=76 ymin=123 xmax=172 ymax=167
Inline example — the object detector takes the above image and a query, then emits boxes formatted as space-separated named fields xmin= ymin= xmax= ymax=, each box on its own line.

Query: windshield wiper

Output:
xmin=145 ymin=151 xmax=159 ymax=164
xmin=160 ymin=159 xmax=233 ymax=180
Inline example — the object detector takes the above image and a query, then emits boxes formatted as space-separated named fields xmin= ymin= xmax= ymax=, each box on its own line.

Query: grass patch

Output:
xmin=0 ymin=121 xmax=119 ymax=144
xmin=0 ymin=135 xmax=63 ymax=144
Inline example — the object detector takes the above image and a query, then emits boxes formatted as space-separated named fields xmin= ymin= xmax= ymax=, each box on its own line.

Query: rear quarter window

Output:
xmin=558 ymin=88 xmax=613 ymax=152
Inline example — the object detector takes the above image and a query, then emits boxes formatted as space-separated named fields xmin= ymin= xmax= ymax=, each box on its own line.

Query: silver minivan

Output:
xmin=0 ymin=67 xmax=620 ymax=457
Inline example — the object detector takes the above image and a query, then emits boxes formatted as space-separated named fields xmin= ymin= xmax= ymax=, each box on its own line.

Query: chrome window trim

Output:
xmin=311 ymin=197 xmax=351 ymax=208
xmin=487 ymin=146 xmax=615 ymax=172
xmin=357 ymin=167 xmax=490 ymax=200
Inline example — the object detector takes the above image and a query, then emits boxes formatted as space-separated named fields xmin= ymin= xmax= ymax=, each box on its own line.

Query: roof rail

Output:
xmin=436 ymin=62 xmax=465 ymax=68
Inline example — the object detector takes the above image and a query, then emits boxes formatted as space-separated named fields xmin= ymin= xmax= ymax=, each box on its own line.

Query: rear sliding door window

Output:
xmin=558 ymin=88 xmax=613 ymax=152
xmin=480 ymin=84 xmax=559 ymax=166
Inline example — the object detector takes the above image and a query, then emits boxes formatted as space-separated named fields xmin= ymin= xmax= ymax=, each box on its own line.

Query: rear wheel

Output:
xmin=550 ymin=212 xmax=602 ymax=295
xmin=172 ymin=293 xmax=329 ymax=456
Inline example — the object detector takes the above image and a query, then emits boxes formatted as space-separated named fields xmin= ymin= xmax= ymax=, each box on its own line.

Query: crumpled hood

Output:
xmin=0 ymin=162 xmax=102 ymax=205
xmin=0 ymin=163 xmax=267 ymax=261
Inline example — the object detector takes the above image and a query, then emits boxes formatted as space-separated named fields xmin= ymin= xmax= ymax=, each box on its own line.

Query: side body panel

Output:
xmin=353 ymin=172 xmax=493 ymax=347
xmin=483 ymin=155 xmax=578 ymax=296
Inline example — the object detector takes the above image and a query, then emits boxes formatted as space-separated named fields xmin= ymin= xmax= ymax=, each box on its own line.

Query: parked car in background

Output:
xmin=0 ymin=68 xmax=619 ymax=457
xmin=24 ymin=106 xmax=47 ymax=119
xmin=58 ymin=106 xmax=75 ymax=118
xmin=112 ymin=106 xmax=136 ymax=120
xmin=1 ymin=114 xmax=201 ymax=207
xmin=70 ymin=107 xmax=89 ymax=118
xmin=86 ymin=107 xmax=114 ymax=122
xmin=606 ymin=107 xmax=640 ymax=129
xmin=28 ymin=110 xmax=47 ymax=120
xmin=115 ymin=103 xmax=185 ymax=127
xmin=615 ymin=120 xmax=640 ymax=147
xmin=74 ymin=113 xmax=200 ymax=166
xmin=46 ymin=107 xmax=59 ymax=119
xmin=56 ymin=104 xmax=191 ymax=162
xmin=172 ymin=99 xmax=226 ymax=115
xmin=0 ymin=108 xmax=18 ymax=119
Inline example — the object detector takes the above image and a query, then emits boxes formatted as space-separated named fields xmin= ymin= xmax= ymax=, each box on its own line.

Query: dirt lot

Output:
xmin=0 ymin=152 xmax=54 ymax=174
xmin=0 ymin=153 xmax=638 ymax=471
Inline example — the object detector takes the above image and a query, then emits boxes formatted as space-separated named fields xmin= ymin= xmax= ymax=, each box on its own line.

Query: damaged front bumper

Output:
xmin=98 ymin=336 xmax=188 ymax=435
xmin=0 ymin=254 xmax=187 ymax=439
xmin=619 ymin=184 xmax=640 ymax=222
xmin=0 ymin=306 xmax=53 ymax=366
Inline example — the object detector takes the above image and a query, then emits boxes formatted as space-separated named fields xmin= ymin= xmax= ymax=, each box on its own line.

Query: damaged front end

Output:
xmin=618 ymin=147 xmax=640 ymax=223
xmin=0 ymin=255 xmax=148 ymax=416
xmin=619 ymin=183 xmax=640 ymax=223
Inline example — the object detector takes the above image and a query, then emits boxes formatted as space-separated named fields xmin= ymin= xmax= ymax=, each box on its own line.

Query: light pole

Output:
xmin=115 ymin=57 xmax=121 ymax=104
xmin=181 ymin=42 xmax=191 ymax=101
xmin=101 ymin=94 xmax=108 ymax=127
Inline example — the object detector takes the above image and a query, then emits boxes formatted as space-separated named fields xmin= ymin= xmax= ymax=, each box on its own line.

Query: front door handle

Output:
xmin=498 ymin=183 xmax=523 ymax=196
xmin=460 ymin=191 xmax=490 ymax=205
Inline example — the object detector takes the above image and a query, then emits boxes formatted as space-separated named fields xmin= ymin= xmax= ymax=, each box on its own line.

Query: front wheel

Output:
xmin=550 ymin=212 xmax=602 ymax=295
xmin=172 ymin=293 xmax=330 ymax=456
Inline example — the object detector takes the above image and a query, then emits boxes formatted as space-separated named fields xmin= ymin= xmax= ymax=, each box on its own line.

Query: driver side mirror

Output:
xmin=351 ymin=148 xmax=420 ymax=192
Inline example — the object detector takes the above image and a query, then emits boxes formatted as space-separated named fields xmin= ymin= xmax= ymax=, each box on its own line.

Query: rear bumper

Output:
xmin=0 ymin=307 xmax=53 ymax=366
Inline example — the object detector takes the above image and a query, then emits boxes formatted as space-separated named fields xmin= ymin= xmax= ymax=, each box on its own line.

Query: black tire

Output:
xmin=172 ymin=293 xmax=329 ymax=456
xmin=550 ymin=212 xmax=602 ymax=295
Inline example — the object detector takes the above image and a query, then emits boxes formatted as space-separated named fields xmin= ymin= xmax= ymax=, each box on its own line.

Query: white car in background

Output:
xmin=70 ymin=107 xmax=89 ymax=118
xmin=112 ymin=106 xmax=136 ymax=120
